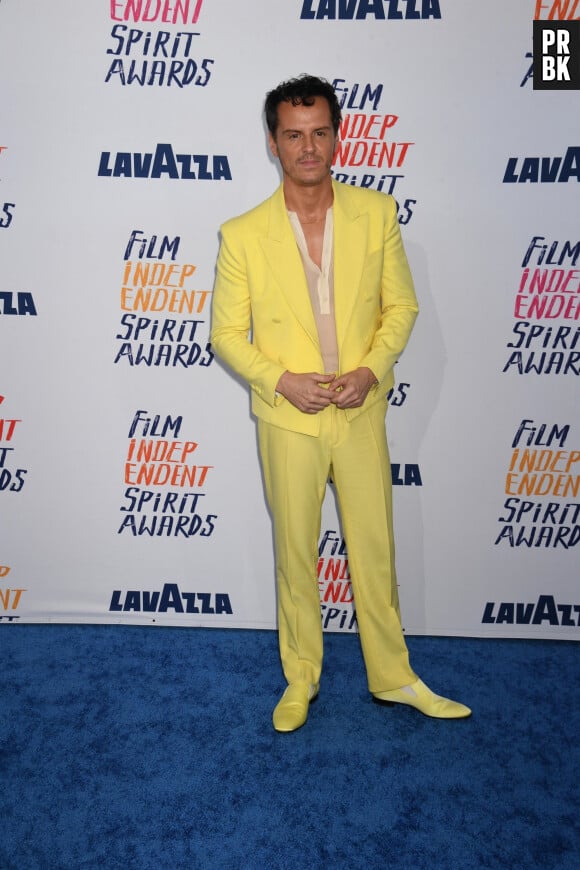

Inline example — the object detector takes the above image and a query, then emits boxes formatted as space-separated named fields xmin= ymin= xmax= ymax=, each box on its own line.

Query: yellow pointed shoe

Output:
xmin=373 ymin=678 xmax=471 ymax=719
xmin=273 ymin=682 xmax=319 ymax=732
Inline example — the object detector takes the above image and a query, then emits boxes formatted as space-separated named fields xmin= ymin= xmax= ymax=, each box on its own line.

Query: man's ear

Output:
xmin=268 ymin=133 xmax=278 ymax=159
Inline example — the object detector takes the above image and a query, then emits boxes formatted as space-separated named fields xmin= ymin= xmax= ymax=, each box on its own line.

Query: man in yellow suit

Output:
xmin=211 ymin=75 xmax=471 ymax=732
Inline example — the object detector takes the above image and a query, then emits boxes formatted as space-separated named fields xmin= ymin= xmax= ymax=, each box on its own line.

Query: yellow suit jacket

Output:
xmin=211 ymin=179 xmax=419 ymax=436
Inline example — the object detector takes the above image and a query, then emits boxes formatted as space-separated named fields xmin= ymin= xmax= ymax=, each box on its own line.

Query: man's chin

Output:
xmin=294 ymin=170 xmax=331 ymax=186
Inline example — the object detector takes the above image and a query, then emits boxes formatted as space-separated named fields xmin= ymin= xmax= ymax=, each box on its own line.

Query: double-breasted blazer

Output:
xmin=211 ymin=179 xmax=419 ymax=436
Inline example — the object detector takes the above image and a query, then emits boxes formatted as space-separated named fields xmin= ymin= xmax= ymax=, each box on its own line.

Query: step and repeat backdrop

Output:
xmin=1 ymin=1 xmax=578 ymax=638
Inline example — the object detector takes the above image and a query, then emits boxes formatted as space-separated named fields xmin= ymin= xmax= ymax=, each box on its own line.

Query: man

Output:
xmin=211 ymin=75 xmax=470 ymax=732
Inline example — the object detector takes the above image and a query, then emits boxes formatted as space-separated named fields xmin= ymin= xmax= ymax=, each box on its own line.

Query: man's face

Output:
xmin=268 ymin=96 xmax=338 ymax=188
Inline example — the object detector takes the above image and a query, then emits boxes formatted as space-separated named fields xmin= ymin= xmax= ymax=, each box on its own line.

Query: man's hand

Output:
xmin=329 ymin=367 xmax=378 ymax=409
xmin=276 ymin=371 xmax=336 ymax=414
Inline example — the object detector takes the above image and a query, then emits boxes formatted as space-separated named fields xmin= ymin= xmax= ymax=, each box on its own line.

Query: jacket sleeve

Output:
xmin=210 ymin=223 xmax=286 ymax=408
xmin=359 ymin=197 xmax=419 ymax=385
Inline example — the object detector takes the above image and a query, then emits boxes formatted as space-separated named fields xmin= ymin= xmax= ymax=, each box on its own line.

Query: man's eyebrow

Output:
xmin=280 ymin=125 xmax=332 ymax=134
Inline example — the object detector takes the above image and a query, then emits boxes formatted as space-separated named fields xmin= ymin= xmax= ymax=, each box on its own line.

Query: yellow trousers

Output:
xmin=258 ymin=398 xmax=417 ymax=693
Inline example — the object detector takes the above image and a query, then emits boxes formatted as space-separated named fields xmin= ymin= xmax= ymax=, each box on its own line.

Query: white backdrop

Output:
xmin=1 ymin=1 xmax=578 ymax=639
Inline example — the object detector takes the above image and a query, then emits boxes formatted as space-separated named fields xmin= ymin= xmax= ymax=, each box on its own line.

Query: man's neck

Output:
xmin=283 ymin=178 xmax=334 ymax=223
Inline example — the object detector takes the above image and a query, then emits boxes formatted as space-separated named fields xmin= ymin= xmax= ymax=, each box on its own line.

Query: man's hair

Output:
xmin=264 ymin=74 xmax=342 ymax=137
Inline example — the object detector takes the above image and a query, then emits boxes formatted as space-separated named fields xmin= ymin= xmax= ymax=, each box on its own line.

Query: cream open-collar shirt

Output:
xmin=288 ymin=207 xmax=339 ymax=374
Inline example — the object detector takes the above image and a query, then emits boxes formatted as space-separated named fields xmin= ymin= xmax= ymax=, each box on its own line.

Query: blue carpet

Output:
xmin=0 ymin=626 xmax=578 ymax=869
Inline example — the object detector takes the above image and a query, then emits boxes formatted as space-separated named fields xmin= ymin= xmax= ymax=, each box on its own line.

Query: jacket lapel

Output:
xmin=257 ymin=182 xmax=369 ymax=356
xmin=259 ymin=185 xmax=320 ymax=348
xmin=332 ymin=181 xmax=368 ymax=350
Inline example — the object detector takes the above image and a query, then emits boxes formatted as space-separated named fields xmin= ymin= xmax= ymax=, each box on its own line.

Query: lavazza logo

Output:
xmin=299 ymin=0 xmax=441 ymax=19
xmin=98 ymin=143 xmax=231 ymax=180
xmin=503 ymin=146 xmax=580 ymax=184
xmin=109 ymin=582 xmax=233 ymax=616
xmin=482 ymin=594 xmax=580 ymax=627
